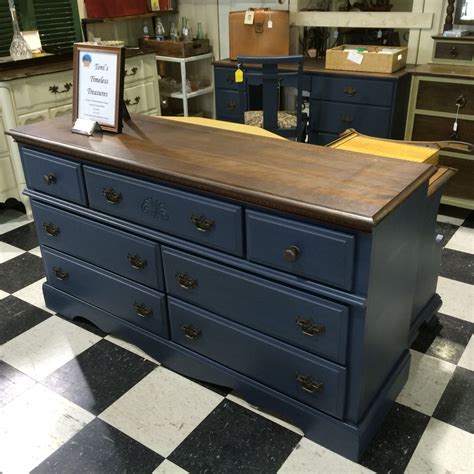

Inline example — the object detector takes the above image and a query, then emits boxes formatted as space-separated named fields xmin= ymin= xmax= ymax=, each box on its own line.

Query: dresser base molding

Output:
xmin=43 ymin=283 xmax=410 ymax=462
xmin=408 ymin=293 xmax=442 ymax=345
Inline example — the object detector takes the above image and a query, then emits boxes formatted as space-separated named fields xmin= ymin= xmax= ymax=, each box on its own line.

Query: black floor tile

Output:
xmin=411 ymin=313 xmax=474 ymax=364
xmin=0 ymin=361 xmax=36 ymax=408
xmin=0 ymin=253 xmax=45 ymax=293
xmin=433 ymin=366 xmax=474 ymax=434
xmin=56 ymin=314 xmax=108 ymax=338
xmin=169 ymin=399 xmax=301 ymax=473
xmin=440 ymin=248 xmax=474 ymax=285
xmin=436 ymin=221 xmax=460 ymax=247
xmin=0 ymin=296 xmax=52 ymax=345
xmin=360 ymin=402 xmax=430 ymax=474
xmin=1 ymin=222 xmax=38 ymax=251
xmin=438 ymin=204 xmax=471 ymax=222
xmin=462 ymin=210 xmax=474 ymax=228
xmin=31 ymin=418 xmax=164 ymax=474
xmin=41 ymin=339 xmax=157 ymax=415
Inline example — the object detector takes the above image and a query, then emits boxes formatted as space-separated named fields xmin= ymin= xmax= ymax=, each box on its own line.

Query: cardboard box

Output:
xmin=325 ymin=45 xmax=408 ymax=73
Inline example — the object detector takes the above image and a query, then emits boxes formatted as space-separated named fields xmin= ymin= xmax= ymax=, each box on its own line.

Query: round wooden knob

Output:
xmin=284 ymin=245 xmax=300 ymax=263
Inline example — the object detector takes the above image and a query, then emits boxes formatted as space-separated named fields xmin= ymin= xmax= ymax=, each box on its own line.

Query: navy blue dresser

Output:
xmin=9 ymin=114 xmax=448 ymax=461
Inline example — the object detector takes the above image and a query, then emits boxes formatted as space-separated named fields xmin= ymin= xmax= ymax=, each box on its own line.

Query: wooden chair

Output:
xmin=236 ymin=55 xmax=306 ymax=142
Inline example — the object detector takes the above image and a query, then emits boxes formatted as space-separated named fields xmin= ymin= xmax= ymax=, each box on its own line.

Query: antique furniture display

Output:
xmin=8 ymin=114 xmax=451 ymax=461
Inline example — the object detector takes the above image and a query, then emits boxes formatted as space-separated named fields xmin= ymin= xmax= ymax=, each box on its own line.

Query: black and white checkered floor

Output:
xmin=1 ymin=204 xmax=473 ymax=473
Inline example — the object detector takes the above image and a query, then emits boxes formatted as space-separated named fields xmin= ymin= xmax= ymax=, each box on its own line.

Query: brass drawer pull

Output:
xmin=53 ymin=267 xmax=68 ymax=280
xmin=297 ymin=375 xmax=324 ymax=394
xmin=343 ymin=86 xmax=357 ymax=97
xmin=181 ymin=324 xmax=202 ymax=340
xmin=102 ymin=187 xmax=122 ymax=205
xmin=127 ymin=253 xmax=147 ymax=270
xmin=49 ymin=82 xmax=72 ymax=94
xmin=341 ymin=115 xmax=353 ymax=124
xmin=226 ymin=100 xmax=237 ymax=111
xmin=134 ymin=302 xmax=152 ymax=318
xmin=43 ymin=223 xmax=60 ymax=237
xmin=456 ymin=94 xmax=466 ymax=109
xmin=450 ymin=47 xmax=458 ymax=58
xmin=296 ymin=317 xmax=325 ymax=336
xmin=175 ymin=272 xmax=198 ymax=290
xmin=43 ymin=173 xmax=56 ymax=185
xmin=125 ymin=66 xmax=138 ymax=77
xmin=191 ymin=214 xmax=215 ymax=233
xmin=125 ymin=96 xmax=141 ymax=106
xmin=284 ymin=245 xmax=300 ymax=263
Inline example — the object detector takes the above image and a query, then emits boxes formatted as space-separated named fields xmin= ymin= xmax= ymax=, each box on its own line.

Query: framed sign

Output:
xmin=72 ymin=43 xmax=125 ymax=133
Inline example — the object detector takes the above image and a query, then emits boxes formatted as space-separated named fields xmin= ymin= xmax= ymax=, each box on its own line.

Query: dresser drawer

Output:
xmin=42 ymin=247 xmax=168 ymax=337
xmin=169 ymin=298 xmax=346 ymax=418
xmin=311 ymin=101 xmax=391 ymax=137
xmin=215 ymin=89 xmax=243 ymax=121
xmin=162 ymin=247 xmax=349 ymax=364
xmin=32 ymin=201 xmax=163 ymax=290
xmin=416 ymin=80 xmax=474 ymax=116
xmin=246 ymin=211 xmax=355 ymax=291
xmin=124 ymin=81 xmax=159 ymax=115
xmin=21 ymin=147 xmax=87 ymax=205
xmin=124 ymin=54 xmax=156 ymax=85
xmin=311 ymin=76 xmax=394 ymax=107
xmin=215 ymin=67 xmax=239 ymax=90
xmin=434 ymin=42 xmax=474 ymax=62
xmin=84 ymin=166 xmax=243 ymax=256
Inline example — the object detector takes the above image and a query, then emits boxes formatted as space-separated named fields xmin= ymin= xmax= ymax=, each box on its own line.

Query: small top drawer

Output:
xmin=84 ymin=166 xmax=243 ymax=256
xmin=434 ymin=42 xmax=474 ymax=62
xmin=20 ymin=147 xmax=87 ymax=205
xmin=312 ymin=75 xmax=394 ymax=107
xmin=246 ymin=211 xmax=355 ymax=291
xmin=215 ymin=67 xmax=239 ymax=90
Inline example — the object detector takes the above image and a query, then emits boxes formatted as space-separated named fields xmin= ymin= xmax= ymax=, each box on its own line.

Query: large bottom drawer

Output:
xmin=42 ymin=247 xmax=168 ymax=338
xmin=169 ymin=298 xmax=346 ymax=418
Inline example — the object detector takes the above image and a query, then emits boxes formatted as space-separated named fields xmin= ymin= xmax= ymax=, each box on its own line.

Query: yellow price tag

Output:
xmin=235 ymin=68 xmax=244 ymax=83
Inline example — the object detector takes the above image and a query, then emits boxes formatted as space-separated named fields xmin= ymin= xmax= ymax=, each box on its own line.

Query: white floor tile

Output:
xmin=0 ymin=289 xmax=9 ymax=300
xmin=105 ymin=334 xmax=160 ymax=364
xmin=0 ymin=209 xmax=33 ymax=235
xmin=0 ymin=384 xmax=93 ymax=473
xmin=445 ymin=226 xmax=474 ymax=254
xmin=0 ymin=241 xmax=25 ymax=264
xmin=28 ymin=246 xmax=42 ymax=258
xmin=458 ymin=336 xmax=474 ymax=372
xmin=13 ymin=277 xmax=53 ymax=313
xmin=406 ymin=418 xmax=474 ymax=474
xmin=278 ymin=437 xmax=373 ymax=474
xmin=396 ymin=350 xmax=456 ymax=416
xmin=153 ymin=459 xmax=188 ymax=474
xmin=226 ymin=391 xmax=304 ymax=436
xmin=437 ymin=276 xmax=474 ymax=323
xmin=0 ymin=316 xmax=101 ymax=380
xmin=100 ymin=366 xmax=223 ymax=457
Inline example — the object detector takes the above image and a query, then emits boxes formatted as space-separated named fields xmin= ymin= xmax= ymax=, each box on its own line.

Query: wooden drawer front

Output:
xmin=246 ymin=211 xmax=355 ymax=291
xmin=32 ymin=201 xmax=164 ymax=291
xmin=412 ymin=115 xmax=474 ymax=152
xmin=21 ymin=147 xmax=87 ymax=205
xmin=215 ymin=89 xmax=243 ymax=121
xmin=438 ymin=154 xmax=474 ymax=202
xmin=215 ymin=67 xmax=239 ymax=90
xmin=42 ymin=247 xmax=168 ymax=337
xmin=84 ymin=167 xmax=243 ymax=256
xmin=125 ymin=55 xmax=156 ymax=85
xmin=124 ymin=81 xmax=158 ymax=114
xmin=162 ymin=247 xmax=349 ymax=364
xmin=434 ymin=42 xmax=474 ymax=62
xmin=169 ymin=298 xmax=346 ymax=418
xmin=311 ymin=101 xmax=391 ymax=137
xmin=311 ymin=76 xmax=394 ymax=107
xmin=12 ymin=70 xmax=73 ymax=114
xmin=416 ymin=80 xmax=474 ymax=115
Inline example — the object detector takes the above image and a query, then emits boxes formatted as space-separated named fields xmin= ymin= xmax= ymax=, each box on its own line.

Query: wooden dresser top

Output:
xmin=8 ymin=114 xmax=435 ymax=232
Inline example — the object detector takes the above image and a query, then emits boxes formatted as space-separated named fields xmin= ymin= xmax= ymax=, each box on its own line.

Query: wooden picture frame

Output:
xmin=72 ymin=43 xmax=125 ymax=133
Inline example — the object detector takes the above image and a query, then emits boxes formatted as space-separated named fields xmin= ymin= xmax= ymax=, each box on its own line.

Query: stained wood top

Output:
xmin=7 ymin=114 xmax=436 ymax=232
xmin=412 ymin=63 xmax=474 ymax=79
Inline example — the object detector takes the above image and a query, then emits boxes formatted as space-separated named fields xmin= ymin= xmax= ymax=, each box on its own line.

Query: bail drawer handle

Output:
xmin=343 ymin=86 xmax=357 ymax=96
xmin=102 ymin=187 xmax=122 ymax=204
xmin=191 ymin=214 xmax=215 ymax=233
xmin=296 ymin=375 xmax=324 ymax=394
xmin=49 ymin=82 xmax=72 ymax=94
xmin=128 ymin=253 xmax=147 ymax=270
xmin=450 ymin=47 xmax=458 ymax=58
xmin=175 ymin=272 xmax=198 ymax=290
xmin=181 ymin=324 xmax=202 ymax=340
xmin=226 ymin=100 xmax=237 ymax=111
xmin=341 ymin=115 xmax=353 ymax=124
xmin=284 ymin=245 xmax=300 ymax=263
xmin=134 ymin=302 xmax=152 ymax=318
xmin=53 ymin=267 xmax=68 ymax=280
xmin=43 ymin=173 xmax=56 ymax=185
xmin=456 ymin=94 xmax=466 ymax=109
xmin=125 ymin=66 xmax=138 ymax=77
xmin=43 ymin=223 xmax=60 ymax=237
xmin=295 ymin=317 xmax=325 ymax=336
xmin=125 ymin=96 xmax=141 ymax=106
